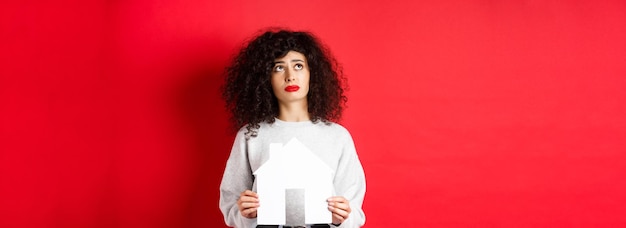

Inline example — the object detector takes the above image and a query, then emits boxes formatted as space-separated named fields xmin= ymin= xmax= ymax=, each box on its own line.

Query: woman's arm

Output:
xmin=219 ymin=131 xmax=257 ymax=228
xmin=330 ymin=133 xmax=366 ymax=227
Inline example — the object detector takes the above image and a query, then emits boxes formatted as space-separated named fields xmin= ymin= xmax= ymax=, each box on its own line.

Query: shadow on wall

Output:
xmin=172 ymin=38 xmax=235 ymax=228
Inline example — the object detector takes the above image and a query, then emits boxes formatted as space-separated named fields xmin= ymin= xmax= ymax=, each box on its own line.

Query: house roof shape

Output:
xmin=254 ymin=137 xmax=334 ymax=188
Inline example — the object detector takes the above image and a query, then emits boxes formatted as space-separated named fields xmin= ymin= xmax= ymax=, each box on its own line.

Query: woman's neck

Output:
xmin=277 ymin=102 xmax=310 ymax=122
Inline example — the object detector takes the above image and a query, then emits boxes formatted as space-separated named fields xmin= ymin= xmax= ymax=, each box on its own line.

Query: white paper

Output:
xmin=256 ymin=143 xmax=286 ymax=225
xmin=253 ymin=138 xmax=333 ymax=225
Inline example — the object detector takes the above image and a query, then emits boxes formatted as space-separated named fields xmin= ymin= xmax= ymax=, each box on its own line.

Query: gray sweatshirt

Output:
xmin=219 ymin=118 xmax=366 ymax=228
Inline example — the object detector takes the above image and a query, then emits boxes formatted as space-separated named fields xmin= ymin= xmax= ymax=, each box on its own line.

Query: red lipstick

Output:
xmin=285 ymin=85 xmax=300 ymax=92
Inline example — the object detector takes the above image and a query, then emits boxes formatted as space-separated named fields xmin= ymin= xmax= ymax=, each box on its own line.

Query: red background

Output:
xmin=2 ymin=1 xmax=626 ymax=227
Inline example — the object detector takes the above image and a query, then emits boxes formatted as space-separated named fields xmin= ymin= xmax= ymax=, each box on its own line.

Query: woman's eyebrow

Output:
xmin=274 ymin=59 xmax=304 ymax=64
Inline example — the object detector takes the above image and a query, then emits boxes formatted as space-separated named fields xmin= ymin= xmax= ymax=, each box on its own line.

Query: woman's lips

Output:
xmin=285 ymin=85 xmax=300 ymax=92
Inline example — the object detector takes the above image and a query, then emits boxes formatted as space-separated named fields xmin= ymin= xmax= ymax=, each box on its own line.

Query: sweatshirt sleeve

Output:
xmin=332 ymin=131 xmax=367 ymax=227
xmin=219 ymin=131 xmax=257 ymax=228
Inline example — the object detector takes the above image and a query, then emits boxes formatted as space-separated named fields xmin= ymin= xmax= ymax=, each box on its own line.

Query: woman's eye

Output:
xmin=294 ymin=64 xmax=303 ymax=70
xmin=274 ymin=65 xmax=284 ymax=72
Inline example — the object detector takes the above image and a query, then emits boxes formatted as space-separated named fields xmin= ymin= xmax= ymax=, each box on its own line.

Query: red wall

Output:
xmin=2 ymin=1 xmax=625 ymax=227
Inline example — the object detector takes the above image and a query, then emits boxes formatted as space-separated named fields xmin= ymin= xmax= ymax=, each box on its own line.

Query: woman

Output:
xmin=220 ymin=29 xmax=366 ymax=228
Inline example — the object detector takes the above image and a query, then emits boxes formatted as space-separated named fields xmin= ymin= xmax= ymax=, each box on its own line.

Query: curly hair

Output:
xmin=222 ymin=28 xmax=347 ymax=139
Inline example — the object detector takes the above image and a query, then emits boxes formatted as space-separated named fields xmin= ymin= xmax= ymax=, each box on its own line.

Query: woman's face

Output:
xmin=270 ymin=51 xmax=310 ymax=105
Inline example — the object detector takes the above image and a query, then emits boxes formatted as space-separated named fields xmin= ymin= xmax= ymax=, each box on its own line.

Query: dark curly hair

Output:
xmin=222 ymin=28 xmax=347 ymax=139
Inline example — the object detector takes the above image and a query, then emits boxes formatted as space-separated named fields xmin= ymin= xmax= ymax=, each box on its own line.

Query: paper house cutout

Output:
xmin=254 ymin=137 xmax=334 ymax=225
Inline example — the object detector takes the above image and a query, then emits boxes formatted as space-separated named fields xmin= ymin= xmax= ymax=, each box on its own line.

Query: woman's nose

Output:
xmin=285 ymin=70 xmax=295 ymax=82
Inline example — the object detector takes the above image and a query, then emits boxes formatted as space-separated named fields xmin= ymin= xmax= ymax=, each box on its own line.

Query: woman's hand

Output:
xmin=327 ymin=196 xmax=351 ymax=225
xmin=237 ymin=190 xmax=259 ymax=218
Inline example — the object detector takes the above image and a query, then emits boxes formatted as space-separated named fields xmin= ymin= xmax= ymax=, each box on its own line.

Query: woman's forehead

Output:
xmin=274 ymin=51 xmax=307 ymax=62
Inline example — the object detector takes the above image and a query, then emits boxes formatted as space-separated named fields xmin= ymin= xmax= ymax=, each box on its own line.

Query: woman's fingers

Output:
xmin=238 ymin=190 xmax=259 ymax=218
xmin=240 ymin=190 xmax=258 ymax=198
xmin=327 ymin=196 xmax=351 ymax=224
xmin=328 ymin=203 xmax=350 ymax=217
xmin=241 ymin=206 xmax=258 ymax=218
xmin=238 ymin=190 xmax=259 ymax=204
xmin=238 ymin=195 xmax=259 ymax=204
xmin=240 ymin=201 xmax=259 ymax=209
